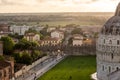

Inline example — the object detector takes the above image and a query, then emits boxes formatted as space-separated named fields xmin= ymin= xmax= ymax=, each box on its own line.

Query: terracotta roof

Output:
xmin=0 ymin=61 xmax=11 ymax=69
xmin=25 ymin=32 xmax=37 ymax=36
xmin=44 ymin=37 xmax=58 ymax=41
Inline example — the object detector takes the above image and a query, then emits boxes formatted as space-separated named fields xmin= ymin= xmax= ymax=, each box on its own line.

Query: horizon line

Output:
xmin=0 ymin=12 xmax=114 ymax=14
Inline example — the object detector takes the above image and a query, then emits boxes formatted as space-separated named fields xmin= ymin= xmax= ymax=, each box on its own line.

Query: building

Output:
xmin=51 ymin=30 xmax=64 ymax=40
xmin=59 ymin=27 xmax=66 ymax=31
xmin=39 ymin=37 xmax=61 ymax=46
xmin=97 ymin=2 xmax=120 ymax=80
xmin=0 ymin=24 xmax=10 ymax=32
xmin=0 ymin=60 xmax=14 ymax=80
xmin=31 ymin=26 xmax=45 ymax=32
xmin=83 ymin=38 xmax=93 ymax=45
xmin=0 ymin=41 xmax=3 ymax=55
xmin=72 ymin=34 xmax=83 ymax=46
xmin=47 ymin=27 xmax=56 ymax=32
xmin=10 ymin=25 xmax=31 ymax=35
xmin=24 ymin=32 xmax=40 ymax=42
xmin=0 ymin=32 xmax=8 ymax=39
xmin=0 ymin=24 xmax=11 ymax=38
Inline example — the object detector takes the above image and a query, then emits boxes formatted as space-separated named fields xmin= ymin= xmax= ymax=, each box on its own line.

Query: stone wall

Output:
xmin=97 ymin=34 xmax=120 ymax=80
xmin=15 ymin=56 xmax=49 ymax=78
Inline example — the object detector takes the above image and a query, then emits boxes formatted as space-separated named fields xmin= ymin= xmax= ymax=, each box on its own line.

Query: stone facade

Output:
xmin=51 ymin=30 xmax=64 ymax=40
xmin=24 ymin=32 xmax=40 ymax=42
xmin=97 ymin=2 xmax=120 ymax=80
xmin=10 ymin=25 xmax=31 ymax=35
xmin=72 ymin=34 xmax=83 ymax=46
xmin=0 ymin=60 xmax=14 ymax=80
xmin=39 ymin=37 xmax=61 ymax=46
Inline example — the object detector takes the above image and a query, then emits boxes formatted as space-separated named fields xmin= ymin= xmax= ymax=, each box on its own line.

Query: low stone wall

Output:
xmin=15 ymin=56 xmax=49 ymax=78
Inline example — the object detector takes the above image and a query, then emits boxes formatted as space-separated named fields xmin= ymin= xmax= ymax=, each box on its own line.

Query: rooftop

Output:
xmin=0 ymin=61 xmax=11 ymax=70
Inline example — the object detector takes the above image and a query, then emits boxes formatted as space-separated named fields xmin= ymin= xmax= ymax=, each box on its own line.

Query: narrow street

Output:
xmin=16 ymin=55 xmax=65 ymax=80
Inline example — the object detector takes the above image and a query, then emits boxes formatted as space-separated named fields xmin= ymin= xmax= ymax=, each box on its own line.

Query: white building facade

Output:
xmin=10 ymin=25 xmax=31 ymax=35
xmin=97 ymin=2 xmax=120 ymax=80
xmin=72 ymin=34 xmax=83 ymax=46
xmin=51 ymin=30 xmax=64 ymax=40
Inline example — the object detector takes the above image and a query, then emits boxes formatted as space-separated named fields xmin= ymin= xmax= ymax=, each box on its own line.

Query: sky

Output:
xmin=0 ymin=0 xmax=119 ymax=13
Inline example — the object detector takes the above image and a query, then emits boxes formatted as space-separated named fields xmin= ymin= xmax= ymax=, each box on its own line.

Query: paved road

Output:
xmin=16 ymin=56 xmax=65 ymax=80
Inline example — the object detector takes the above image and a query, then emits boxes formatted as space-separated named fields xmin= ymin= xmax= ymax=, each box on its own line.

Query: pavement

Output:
xmin=91 ymin=72 xmax=98 ymax=80
xmin=16 ymin=55 xmax=65 ymax=80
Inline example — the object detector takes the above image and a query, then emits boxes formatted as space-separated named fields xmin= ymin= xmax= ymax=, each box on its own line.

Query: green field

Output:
xmin=38 ymin=56 xmax=96 ymax=80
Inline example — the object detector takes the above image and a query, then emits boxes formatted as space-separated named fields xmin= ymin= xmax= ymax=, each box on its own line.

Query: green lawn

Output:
xmin=38 ymin=56 xmax=96 ymax=80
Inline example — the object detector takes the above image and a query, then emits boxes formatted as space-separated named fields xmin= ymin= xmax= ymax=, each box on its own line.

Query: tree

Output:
xmin=31 ymin=50 xmax=40 ymax=61
xmin=31 ymin=41 xmax=39 ymax=49
xmin=12 ymin=53 xmax=21 ymax=63
xmin=21 ymin=52 xmax=32 ymax=65
xmin=14 ymin=38 xmax=39 ymax=50
xmin=68 ymin=37 xmax=73 ymax=45
xmin=0 ymin=55 xmax=4 ymax=61
xmin=8 ymin=33 xmax=23 ymax=39
xmin=40 ymin=26 xmax=50 ymax=38
xmin=25 ymin=28 xmax=38 ymax=34
xmin=19 ymin=38 xmax=32 ymax=50
xmin=71 ymin=28 xmax=83 ymax=35
xmin=0 ymin=36 xmax=15 ymax=55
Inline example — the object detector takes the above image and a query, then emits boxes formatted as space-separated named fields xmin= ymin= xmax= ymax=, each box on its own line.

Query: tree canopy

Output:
xmin=14 ymin=38 xmax=39 ymax=50
xmin=71 ymin=28 xmax=83 ymax=35
xmin=0 ymin=36 xmax=15 ymax=55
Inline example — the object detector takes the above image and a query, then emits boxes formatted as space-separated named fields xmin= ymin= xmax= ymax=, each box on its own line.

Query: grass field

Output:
xmin=38 ymin=56 xmax=96 ymax=80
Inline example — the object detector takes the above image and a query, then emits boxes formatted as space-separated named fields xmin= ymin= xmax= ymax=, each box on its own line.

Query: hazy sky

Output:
xmin=0 ymin=0 xmax=119 ymax=13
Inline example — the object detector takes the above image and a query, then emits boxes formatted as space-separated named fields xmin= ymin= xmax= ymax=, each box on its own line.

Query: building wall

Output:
xmin=0 ymin=61 xmax=14 ymax=80
xmin=108 ymin=69 xmax=120 ymax=80
xmin=97 ymin=34 xmax=120 ymax=80
xmin=10 ymin=25 xmax=31 ymax=35
xmin=40 ymin=40 xmax=61 ymax=46
xmin=51 ymin=31 xmax=64 ymax=39
xmin=25 ymin=34 xmax=40 ymax=42
xmin=73 ymin=39 xmax=83 ymax=46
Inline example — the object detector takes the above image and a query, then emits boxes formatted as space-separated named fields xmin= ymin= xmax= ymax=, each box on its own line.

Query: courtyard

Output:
xmin=38 ymin=56 xmax=96 ymax=80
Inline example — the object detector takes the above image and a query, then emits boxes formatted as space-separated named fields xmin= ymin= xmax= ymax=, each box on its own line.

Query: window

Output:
xmin=109 ymin=66 xmax=111 ymax=73
xmin=103 ymin=39 xmax=105 ymax=44
xmin=4 ymin=70 xmax=6 ymax=77
xmin=116 ymin=67 xmax=119 ymax=71
xmin=109 ymin=40 xmax=112 ymax=44
xmin=117 ymin=40 xmax=120 ymax=45
xmin=111 ymin=54 xmax=114 ymax=60
xmin=102 ymin=66 xmax=104 ymax=71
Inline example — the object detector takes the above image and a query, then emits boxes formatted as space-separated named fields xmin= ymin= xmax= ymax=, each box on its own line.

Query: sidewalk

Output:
xmin=91 ymin=72 xmax=98 ymax=80
xmin=16 ymin=56 xmax=65 ymax=80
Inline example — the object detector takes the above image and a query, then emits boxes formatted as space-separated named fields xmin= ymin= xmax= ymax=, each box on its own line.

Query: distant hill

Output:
xmin=0 ymin=12 xmax=114 ymax=26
